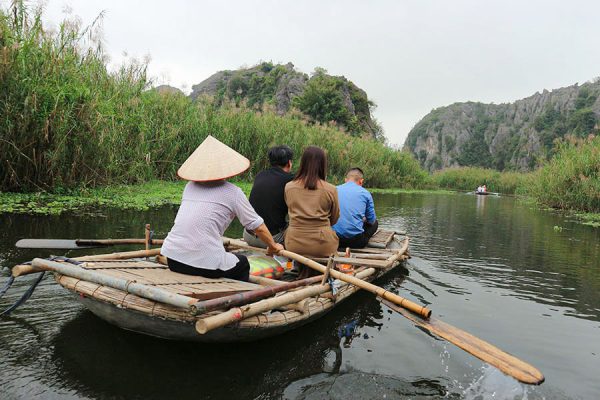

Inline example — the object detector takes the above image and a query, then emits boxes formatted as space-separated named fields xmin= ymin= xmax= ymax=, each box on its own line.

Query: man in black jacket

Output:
xmin=243 ymin=145 xmax=294 ymax=248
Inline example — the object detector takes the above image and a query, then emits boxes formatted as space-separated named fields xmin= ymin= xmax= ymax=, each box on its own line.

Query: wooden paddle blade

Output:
xmin=380 ymin=299 xmax=545 ymax=385
xmin=15 ymin=239 xmax=103 ymax=249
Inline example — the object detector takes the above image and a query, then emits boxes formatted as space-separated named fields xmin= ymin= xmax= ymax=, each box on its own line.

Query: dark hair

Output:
xmin=346 ymin=167 xmax=364 ymax=179
xmin=268 ymin=145 xmax=293 ymax=167
xmin=294 ymin=146 xmax=327 ymax=190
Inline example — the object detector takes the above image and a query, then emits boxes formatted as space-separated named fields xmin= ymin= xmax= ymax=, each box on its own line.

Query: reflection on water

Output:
xmin=1 ymin=193 xmax=599 ymax=399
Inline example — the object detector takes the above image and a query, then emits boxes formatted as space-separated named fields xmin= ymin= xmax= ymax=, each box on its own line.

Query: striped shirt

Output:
xmin=161 ymin=181 xmax=264 ymax=270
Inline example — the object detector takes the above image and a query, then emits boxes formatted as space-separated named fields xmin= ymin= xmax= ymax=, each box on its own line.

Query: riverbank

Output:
xmin=0 ymin=181 xmax=447 ymax=215
xmin=1 ymin=181 xmax=597 ymax=228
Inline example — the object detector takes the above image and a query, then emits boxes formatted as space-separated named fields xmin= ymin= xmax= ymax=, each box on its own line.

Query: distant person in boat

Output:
xmin=161 ymin=135 xmax=284 ymax=282
xmin=333 ymin=167 xmax=378 ymax=249
xmin=243 ymin=145 xmax=294 ymax=248
xmin=285 ymin=146 xmax=340 ymax=278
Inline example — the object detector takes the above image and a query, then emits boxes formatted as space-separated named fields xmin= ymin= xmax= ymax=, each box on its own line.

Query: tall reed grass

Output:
xmin=524 ymin=136 xmax=600 ymax=212
xmin=431 ymin=167 xmax=530 ymax=194
xmin=0 ymin=3 xmax=426 ymax=191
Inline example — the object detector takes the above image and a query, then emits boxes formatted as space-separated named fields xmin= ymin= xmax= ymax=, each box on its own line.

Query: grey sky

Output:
xmin=33 ymin=0 xmax=600 ymax=146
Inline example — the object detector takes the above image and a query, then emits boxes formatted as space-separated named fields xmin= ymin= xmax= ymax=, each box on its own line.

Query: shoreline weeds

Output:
xmin=0 ymin=181 xmax=597 ymax=228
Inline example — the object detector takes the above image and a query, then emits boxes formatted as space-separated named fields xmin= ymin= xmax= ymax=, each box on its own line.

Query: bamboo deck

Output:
xmin=52 ymin=229 xmax=409 ymax=341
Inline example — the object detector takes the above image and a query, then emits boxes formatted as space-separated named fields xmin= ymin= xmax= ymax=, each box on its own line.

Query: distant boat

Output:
xmin=475 ymin=191 xmax=490 ymax=196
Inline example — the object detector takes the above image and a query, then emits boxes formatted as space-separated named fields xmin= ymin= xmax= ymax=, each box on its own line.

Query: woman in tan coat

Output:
xmin=285 ymin=146 xmax=340 ymax=277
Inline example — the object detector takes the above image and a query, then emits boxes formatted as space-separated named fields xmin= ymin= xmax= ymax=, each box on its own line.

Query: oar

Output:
xmin=15 ymin=238 xmax=164 ymax=250
xmin=380 ymin=299 xmax=544 ymax=385
xmin=223 ymin=238 xmax=430 ymax=318
xmin=223 ymin=238 xmax=544 ymax=385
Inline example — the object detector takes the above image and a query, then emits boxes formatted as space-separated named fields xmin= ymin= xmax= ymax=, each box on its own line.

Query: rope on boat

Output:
xmin=0 ymin=276 xmax=15 ymax=299
xmin=0 ymin=272 xmax=45 ymax=317
xmin=0 ymin=256 xmax=81 ymax=318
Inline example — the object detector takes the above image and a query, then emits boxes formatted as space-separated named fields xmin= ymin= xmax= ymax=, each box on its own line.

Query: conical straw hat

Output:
xmin=177 ymin=135 xmax=250 ymax=181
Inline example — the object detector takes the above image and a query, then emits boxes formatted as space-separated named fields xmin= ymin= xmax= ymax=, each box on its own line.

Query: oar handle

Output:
xmin=75 ymin=238 xmax=164 ymax=246
xmin=279 ymin=250 xmax=431 ymax=319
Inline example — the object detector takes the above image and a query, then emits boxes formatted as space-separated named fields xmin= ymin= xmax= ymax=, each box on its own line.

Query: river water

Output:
xmin=1 ymin=192 xmax=599 ymax=399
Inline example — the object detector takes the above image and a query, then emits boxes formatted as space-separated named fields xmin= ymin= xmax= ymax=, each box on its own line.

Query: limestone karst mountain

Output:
xmin=405 ymin=79 xmax=600 ymax=171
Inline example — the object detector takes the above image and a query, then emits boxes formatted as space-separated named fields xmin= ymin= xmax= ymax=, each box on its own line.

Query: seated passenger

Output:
xmin=243 ymin=145 xmax=294 ymax=248
xmin=161 ymin=135 xmax=283 ymax=282
xmin=285 ymin=146 xmax=340 ymax=278
xmin=333 ymin=168 xmax=378 ymax=249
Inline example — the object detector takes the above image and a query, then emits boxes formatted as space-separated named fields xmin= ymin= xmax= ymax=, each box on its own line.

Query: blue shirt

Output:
xmin=332 ymin=181 xmax=376 ymax=238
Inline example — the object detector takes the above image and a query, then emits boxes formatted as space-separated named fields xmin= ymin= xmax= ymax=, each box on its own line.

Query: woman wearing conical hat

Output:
xmin=161 ymin=135 xmax=284 ymax=281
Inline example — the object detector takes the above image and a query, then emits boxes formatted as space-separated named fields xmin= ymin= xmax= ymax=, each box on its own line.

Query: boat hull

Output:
xmin=77 ymin=288 xmax=341 ymax=342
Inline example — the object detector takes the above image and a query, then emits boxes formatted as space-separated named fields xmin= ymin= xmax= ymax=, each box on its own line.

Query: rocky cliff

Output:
xmin=190 ymin=62 xmax=382 ymax=139
xmin=404 ymin=80 xmax=600 ymax=171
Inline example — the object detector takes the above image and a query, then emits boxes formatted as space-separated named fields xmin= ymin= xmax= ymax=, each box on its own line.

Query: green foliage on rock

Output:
xmin=293 ymin=69 xmax=380 ymax=138
xmin=406 ymin=82 xmax=600 ymax=172
xmin=216 ymin=62 xmax=291 ymax=108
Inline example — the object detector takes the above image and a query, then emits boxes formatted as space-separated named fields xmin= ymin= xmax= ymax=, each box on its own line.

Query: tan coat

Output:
xmin=284 ymin=179 xmax=340 ymax=257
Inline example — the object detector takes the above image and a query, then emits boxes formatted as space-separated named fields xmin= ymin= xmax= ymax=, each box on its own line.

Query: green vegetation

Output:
xmin=576 ymin=213 xmax=600 ymax=228
xmin=431 ymin=167 xmax=530 ymax=194
xmin=213 ymin=62 xmax=295 ymax=108
xmin=433 ymin=136 xmax=600 ymax=214
xmin=204 ymin=62 xmax=383 ymax=139
xmin=0 ymin=4 xmax=425 ymax=193
xmin=0 ymin=181 xmax=254 ymax=215
xmin=532 ymin=88 xmax=599 ymax=160
xmin=456 ymin=106 xmax=494 ymax=169
xmin=293 ymin=69 xmax=382 ymax=139
xmin=524 ymin=136 xmax=600 ymax=212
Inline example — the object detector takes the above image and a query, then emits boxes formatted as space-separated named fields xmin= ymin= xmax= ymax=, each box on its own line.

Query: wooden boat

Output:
xmin=28 ymin=229 xmax=409 ymax=342
xmin=474 ymin=191 xmax=489 ymax=195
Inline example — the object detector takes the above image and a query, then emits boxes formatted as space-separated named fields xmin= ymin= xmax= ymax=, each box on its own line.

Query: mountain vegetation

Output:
xmin=405 ymin=81 xmax=600 ymax=172
xmin=190 ymin=63 xmax=384 ymax=140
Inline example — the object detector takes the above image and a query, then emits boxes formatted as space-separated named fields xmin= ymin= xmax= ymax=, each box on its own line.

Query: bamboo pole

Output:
xmin=196 ymin=267 xmax=377 ymax=334
xmin=144 ymin=224 xmax=151 ymax=258
xmin=310 ymin=256 xmax=391 ymax=269
xmin=31 ymin=258 xmax=198 ymax=312
xmin=279 ymin=248 xmax=430 ymax=318
xmin=222 ymin=238 xmax=430 ymax=319
xmin=196 ymin=283 xmax=331 ymax=334
xmin=76 ymin=238 xmax=165 ymax=246
xmin=194 ymin=276 xmax=323 ymax=315
xmin=12 ymin=248 xmax=162 ymax=277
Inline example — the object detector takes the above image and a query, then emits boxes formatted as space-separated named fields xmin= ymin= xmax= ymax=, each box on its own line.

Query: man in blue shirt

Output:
xmin=333 ymin=168 xmax=378 ymax=249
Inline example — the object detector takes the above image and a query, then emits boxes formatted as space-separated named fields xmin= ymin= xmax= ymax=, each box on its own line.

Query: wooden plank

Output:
xmin=84 ymin=260 xmax=166 ymax=270
xmin=310 ymin=256 xmax=391 ymax=269
xmin=350 ymin=247 xmax=393 ymax=254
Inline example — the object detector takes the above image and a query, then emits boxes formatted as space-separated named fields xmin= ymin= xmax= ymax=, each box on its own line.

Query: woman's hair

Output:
xmin=294 ymin=146 xmax=327 ymax=190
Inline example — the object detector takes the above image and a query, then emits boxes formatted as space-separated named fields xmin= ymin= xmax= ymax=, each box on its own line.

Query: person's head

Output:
xmin=295 ymin=146 xmax=327 ymax=190
xmin=268 ymin=145 xmax=293 ymax=172
xmin=345 ymin=167 xmax=365 ymax=186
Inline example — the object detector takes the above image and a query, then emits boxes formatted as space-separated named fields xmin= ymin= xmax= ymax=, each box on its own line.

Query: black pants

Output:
xmin=167 ymin=254 xmax=250 ymax=282
xmin=338 ymin=220 xmax=379 ymax=249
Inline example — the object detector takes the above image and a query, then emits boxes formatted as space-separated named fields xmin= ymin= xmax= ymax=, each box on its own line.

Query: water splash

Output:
xmin=462 ymin=365 xmax=536 ymax=400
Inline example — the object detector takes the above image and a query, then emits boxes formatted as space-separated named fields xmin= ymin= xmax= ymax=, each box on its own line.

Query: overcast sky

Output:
xmin=28 ymin=0 xmax=600 ymax=146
